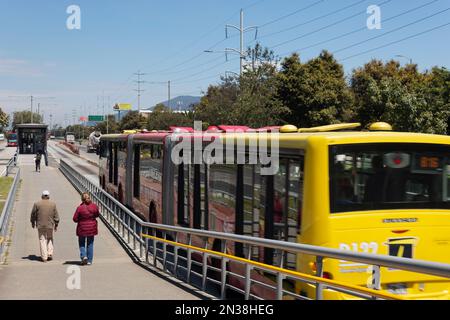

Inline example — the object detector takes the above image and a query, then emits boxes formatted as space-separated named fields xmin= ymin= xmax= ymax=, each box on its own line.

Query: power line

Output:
xmin=259 ymin=0 xmax=326 ymax=28
xmin=258 ymin=0 xmax=367 ymax=40
xmin=279 ymin=0 xmax=440 ymax=56
xmin=270 ymin=0 xmax=393 ymax=49
xmin=141 ymin=0 xmax=267 ymax=76
xmin=333 ymin=7 xmax=450 ymax=55
xmin=171 ymin=57 xmax=238 ymax=83
xmin=340 ymin=21 xmax=450 ymax=61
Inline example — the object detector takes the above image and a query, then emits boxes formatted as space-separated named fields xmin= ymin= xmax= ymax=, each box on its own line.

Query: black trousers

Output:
xmin=35 ymin=161 xmax=41 ymax=172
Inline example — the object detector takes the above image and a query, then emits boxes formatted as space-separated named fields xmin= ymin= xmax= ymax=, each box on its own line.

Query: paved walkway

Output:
xmin=0 ymin=155 xmax=198 ymax=300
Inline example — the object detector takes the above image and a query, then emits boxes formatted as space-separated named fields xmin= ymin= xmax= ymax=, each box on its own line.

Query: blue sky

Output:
xmin=0 ymin=0 xmax=449 ymax=126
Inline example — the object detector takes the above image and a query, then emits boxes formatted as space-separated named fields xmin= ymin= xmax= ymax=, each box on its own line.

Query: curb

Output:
xmin=56 ymin=143 xmax=99 ymax=168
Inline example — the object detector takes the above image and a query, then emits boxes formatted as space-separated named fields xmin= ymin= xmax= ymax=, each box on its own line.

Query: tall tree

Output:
xmin=229 ymin=44 xmax=288 ymax=127
xmin=95 ymin=115 xmax=119 ymax=134
xmin=147 ymin=104 xmax=195 ymax=130
xmin=12 ymin=111 xmax=43 ymax=128
xmin=351 ymin=60 xmax=450 ymax=133
xmin=119 ymin=111 xmax=147 ymax=131
xmin=193 ymin=76 xmax=239 ymax=127
xmin=0 ymin=107 xmax=9 ymax=129
xmin=276 ymin=51 xmax=354 ymax=128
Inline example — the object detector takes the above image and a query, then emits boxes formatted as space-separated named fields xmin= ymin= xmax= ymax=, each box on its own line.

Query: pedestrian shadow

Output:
xmin=63 ymin=261 xmax=83 ymax=266
xmin=21 ymin=255 xmax=42 ymax=262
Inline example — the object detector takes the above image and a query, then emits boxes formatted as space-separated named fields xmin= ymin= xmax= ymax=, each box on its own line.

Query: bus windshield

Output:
xmin=8 ymin=133 xmax=17 ymax=140
xmin=330 ymin=143 xmax=450 ymax=213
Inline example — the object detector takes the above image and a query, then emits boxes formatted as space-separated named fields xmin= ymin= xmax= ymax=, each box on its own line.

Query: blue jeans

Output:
xmin=78 ymin=236 xmax=94 ymax=263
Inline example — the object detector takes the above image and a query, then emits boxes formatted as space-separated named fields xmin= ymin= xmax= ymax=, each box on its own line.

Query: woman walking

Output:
xmin=73 ymin=193 xmax=100 ymax=265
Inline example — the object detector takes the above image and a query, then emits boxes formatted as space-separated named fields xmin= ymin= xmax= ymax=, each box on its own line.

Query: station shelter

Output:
xmin=16 ymin=124 xmax=48 ymax=155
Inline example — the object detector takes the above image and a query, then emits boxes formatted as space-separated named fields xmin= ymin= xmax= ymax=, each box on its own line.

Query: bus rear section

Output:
xmin=7 ymin=132 xmax=18 ymax=147
xmin=317 ymin=142 xmax=450 ymax=299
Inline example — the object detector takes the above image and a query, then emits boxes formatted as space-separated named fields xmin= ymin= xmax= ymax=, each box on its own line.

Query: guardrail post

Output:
xmin=153 ymin=228 xmax=157 ymax=267
xmin=163 ymin=232 xmax=167 ymax=271
xmin=220 ymin=240 xmax=227 ymax=300
xmin=140 ymin=226 xmax=145 ymax=260
xmin=372 ymin=265 xmax=381 ymax=300
xmin=277 ymin=251 xmax=285 ymax=300
xmin=133 ymin=219 xmax=137 ymax=251
xmin=187 ymin=234 xmax=192 ymax=284
xmin=173 ymin=233 xmax=179 ymax=278
xmin=145 ymin=236 xmax=149 ymax=264
xmin=245 ymin=245 xmax=253 ymax=300
xmin=316 ymin=256 xmax=324 ymax=300
xmin=202 ymin=240 xmax=208 ymax=291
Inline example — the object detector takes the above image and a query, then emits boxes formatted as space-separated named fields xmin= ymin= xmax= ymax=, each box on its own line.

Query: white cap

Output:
xmin=42 ymin=190 xmax=50 ymax=196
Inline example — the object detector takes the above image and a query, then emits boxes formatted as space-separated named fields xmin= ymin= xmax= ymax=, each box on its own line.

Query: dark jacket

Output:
xmin=73 ymin=202 xmax=100 ymax=237
xmin=30 ymin=199 xmax=60 ymax=229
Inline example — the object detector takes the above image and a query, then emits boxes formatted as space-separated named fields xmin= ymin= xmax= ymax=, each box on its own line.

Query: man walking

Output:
xmin=30 ymin=190 xmax=60 ymax=262
xmin=35 ymin=152 xmax=42 ymax=173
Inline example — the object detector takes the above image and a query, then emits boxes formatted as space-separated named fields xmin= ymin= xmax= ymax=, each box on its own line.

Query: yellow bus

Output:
xmin=99 ymin=122 xmax=450 ymax=299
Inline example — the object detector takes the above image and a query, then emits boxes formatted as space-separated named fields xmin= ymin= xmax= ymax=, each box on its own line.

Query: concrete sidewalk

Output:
xmin=0 ymin=155 xmax=198 ymax=300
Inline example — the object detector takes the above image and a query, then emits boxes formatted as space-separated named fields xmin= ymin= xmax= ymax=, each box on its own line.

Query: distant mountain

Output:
xmin=149 ymin=96 xmax=201 ymax=111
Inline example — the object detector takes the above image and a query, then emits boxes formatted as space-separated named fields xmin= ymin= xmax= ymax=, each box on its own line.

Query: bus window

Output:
xmin=208 ymin=164 xmax=237 ymax=237
xmin=184 ymin=165 xmax=191 ymax=226
xmin=199 ymin=164 xmax=209 ymax=230
xmin=113 ymin=143 xmax=118 ymax=186
xmin=243 ymin=165 xmax=261 ymax=260
xmin=330 ymin=143 xmax=450 ymax=213
xmin=274 ymin=158 xmax=303 ymax=268
xmin=99 ymin=141 xmax=108 ymax=159
xmin=108 ymin=142 xmax=113 ymax=183
xmin=140 ymin=144 xmax=163 ymax=183
xmin=286 ymin=159 xmax=303 ymax=269
xmin=118 ymin=142 xmax=127 ymax=169
xmin=133 ymin=145 xmax=140 ymax=198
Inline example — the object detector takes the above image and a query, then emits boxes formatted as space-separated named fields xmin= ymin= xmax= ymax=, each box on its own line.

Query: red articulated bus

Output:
xmin=98 ymin=126 xmax=279 ymax=299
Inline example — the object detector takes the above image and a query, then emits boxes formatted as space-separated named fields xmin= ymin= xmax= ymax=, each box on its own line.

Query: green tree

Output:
xmin=194 ymin=76 xmax=239 ymax=127
xmin=147 ymin=105 xmax=195 ymax=131
xmin=12 ymin=111 xmax=43 ymax=128
xmin=0 ymin=107 xmax=9 ymax=129
xmin=119 ymin=111 xmax=147 ymax=131
xmin=276 ymin=51 xmax=354 ymax=128
xmin=95 ymin=115 xmax=119 ymax=134
xmin=229 ymin=44 xmax=288 ymax=127
xmin=351 ymin=60 xmax=450 ymax=133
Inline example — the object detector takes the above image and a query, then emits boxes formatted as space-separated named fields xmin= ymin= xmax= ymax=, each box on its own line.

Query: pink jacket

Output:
xmin=73 ymin=202 xmax=100 ymax=237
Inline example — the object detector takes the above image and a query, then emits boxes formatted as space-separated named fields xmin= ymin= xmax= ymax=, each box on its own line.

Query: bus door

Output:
xmin=176 ymin=164 xmax=208 ymax=229
xmin=262 ymin=156 xmax=304 ymax=269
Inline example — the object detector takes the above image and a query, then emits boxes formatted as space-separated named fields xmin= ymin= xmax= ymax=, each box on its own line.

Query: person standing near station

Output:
xmin=34 ymin=151 xmax=42 ymax=172
xmin=73 ymin=192 xmax=100 ymax=265
xmin=30 ymin=190 xmax=60 ymax=262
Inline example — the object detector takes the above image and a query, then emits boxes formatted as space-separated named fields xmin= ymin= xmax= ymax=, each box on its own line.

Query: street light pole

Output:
xmin=395 ymin=55 xmax=413 ymax=65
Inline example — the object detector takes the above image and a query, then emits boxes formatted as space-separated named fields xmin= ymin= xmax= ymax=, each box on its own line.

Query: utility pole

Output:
xmin=225 ymin=9 xmax=258 ymax=77
xmin=37 ymin=103 xmax=40 ymax=123
xmin=168 ymin=81 xmax=171 ymax=109
xmin=107 ymin=96 xmax=110 ymax=134
xmin=134 ymin=70 xmax=147 ymax=113
xmin=31 ymin=95 xmax=34 ymax=123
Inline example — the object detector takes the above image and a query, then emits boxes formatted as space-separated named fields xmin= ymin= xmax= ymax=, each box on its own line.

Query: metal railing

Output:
xmin=0 ymin=151 xmax=18 ymax=177
xmin=0 ymin=167 xmax=21 ymax=262
xmin=59 ymin=159 xmax=450 ymax=300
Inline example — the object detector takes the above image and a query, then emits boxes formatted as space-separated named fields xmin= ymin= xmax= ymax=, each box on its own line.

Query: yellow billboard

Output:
xmin=114 ymin=103 xmax=132 ymax=111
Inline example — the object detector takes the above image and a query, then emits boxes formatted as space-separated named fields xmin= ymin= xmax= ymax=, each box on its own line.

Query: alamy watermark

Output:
xmin=367 ymin=5 xmax=382 ymax=30
xmin=66 ymin=265 xmax=81 ymax=290
xmin=66 ymin=5 xmax=81 ymax=30
xmin=170 ymin=121 xmax=280 ymax=175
